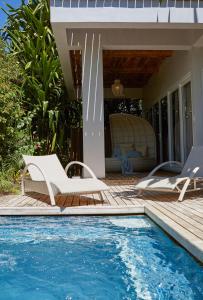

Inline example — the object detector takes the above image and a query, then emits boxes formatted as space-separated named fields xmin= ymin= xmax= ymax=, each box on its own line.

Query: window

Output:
xmin=152 ymin=103 xmax=160 ymax=163
xmin=182 ymin=82 xmax=193 ymax=160
xmin=171 ymin=90 xmax=181 ymax=161
xmin=160 ymin=97 xmax=169 ymax=162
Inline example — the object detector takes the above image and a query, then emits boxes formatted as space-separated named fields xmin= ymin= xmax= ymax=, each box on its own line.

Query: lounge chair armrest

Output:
xmin=21 ymin=163 xmax=56 ymax=206
xmin=148 ymin=161 xmax=183 ymax=177
xmin=65 ymin=161 xmax=97 ymax=179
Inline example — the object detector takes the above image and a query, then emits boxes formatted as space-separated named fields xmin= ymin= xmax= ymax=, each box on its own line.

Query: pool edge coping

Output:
xmin=145 ymin=205 xmax=203 ymax=264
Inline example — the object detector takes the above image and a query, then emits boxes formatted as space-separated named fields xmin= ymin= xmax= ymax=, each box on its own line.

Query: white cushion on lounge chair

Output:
xmin=23 ymin=154 xmax=68 ymax=182
xmin=51 ymin=178 xmax=108 ymax=194
xmin=135 ymin=146 xmax=203 ymax=201
xmin=181 ymin=146 xmax=203 ymax=177
xmin=22 ymin=154 xmax=109 ymax=206
xmin=135 ymin=176 xmax=187 ymax=191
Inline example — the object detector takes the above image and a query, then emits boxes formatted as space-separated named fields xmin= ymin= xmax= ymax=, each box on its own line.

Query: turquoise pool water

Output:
xmin=0 ymin=216 xmax=202 ymax=300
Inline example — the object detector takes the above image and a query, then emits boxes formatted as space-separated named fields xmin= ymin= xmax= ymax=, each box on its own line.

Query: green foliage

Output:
xmin=2 ymin=0 xmax=82 ymax=155
xmin=0 ymin=39 xmax=34 ymax=193
xmin=0 ymin=0 xmax=82 ymax=192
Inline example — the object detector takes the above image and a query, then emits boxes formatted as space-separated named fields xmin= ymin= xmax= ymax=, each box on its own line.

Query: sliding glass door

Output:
xmin=171 ymin=89 xmax=181 ymax=162
xmin=182 ymin=82 xmax=193 ymax=160
xmin=152 ymin=103 xmax=160 ymax=163
xmin=160 ymin=97 xmax=169 ymax=162
xmin=146 ymin=80 xmax=193 ymax=166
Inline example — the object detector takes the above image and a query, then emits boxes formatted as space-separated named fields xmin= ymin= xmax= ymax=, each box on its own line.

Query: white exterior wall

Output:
xmin=191 ymin=47 xmax=203 ymax=146
xmin=82 ymin=33 xmax=105 ymax=178
xmin=143 ymin=51 xmax=192 ymax=109
xmin=143 ymin=48 xmax=203 ymax=148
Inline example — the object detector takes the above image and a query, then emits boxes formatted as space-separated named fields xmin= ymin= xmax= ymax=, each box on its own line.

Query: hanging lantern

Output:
xmin=111 ymin=79 xmax=124 ymax=97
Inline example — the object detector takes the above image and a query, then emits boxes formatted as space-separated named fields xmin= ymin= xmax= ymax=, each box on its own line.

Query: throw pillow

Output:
xmin=135 ymin=145 xmax=147 ymax=157
xmin=119 ymin=143 xmax=134 ymax=156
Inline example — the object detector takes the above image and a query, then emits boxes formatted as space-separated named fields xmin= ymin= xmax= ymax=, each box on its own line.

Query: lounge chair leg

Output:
xmin=99 ymin=192 xmax=104 ymax=202
xmin=194 ymin=179 xmax=197 ymax=190
xmin=178 ymin=179 xmax=190 ymax=202
xmin=136 ymin=190 xmax=143 ymax=197
xmin=21 ymin=179 xmax=25 ymax=196
xmin=49 ymin=194 xmax=56 ymax=206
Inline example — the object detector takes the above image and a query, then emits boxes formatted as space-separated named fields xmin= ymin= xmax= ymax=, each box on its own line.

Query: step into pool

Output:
xmin=0 ymin=216 xmax=202 ymax=300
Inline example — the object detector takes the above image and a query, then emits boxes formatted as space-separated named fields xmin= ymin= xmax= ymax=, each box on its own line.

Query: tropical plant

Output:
xmin=2 ymin=0 xmax=82 ymax=156
xmin=0 ymin=38 xmax=33 ymax=193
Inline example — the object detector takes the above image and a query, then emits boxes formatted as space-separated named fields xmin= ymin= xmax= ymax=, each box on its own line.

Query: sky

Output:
xmin=0 ymin=0 xmax=22 ymax=29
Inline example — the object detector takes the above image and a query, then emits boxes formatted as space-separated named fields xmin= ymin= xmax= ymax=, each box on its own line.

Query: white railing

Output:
xmin=50 ymin=0 xmax=203 ymax=8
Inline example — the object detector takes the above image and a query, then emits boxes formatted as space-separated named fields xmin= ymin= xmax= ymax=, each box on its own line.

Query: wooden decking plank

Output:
xmin=103 ymin=189 xmax=118 ymax=206
xmin=156 ymin=201 xmax=203 ymax=231
xmin=6 ymin=196 xmax=30 ymax=207
xmin=120 ymin=185 xmax=143 ymax=207
xmin=165 ymin=201 xmax=203 ymax=226
xmin=181 ymin=200 xmax=203 ymax=213
xmin=113 ymin=185 xmax=132 ymax=206
xmin=108 ymin=188 xmax=120 ymax=206
xmin=110 ymin=185 xmax=127 ymax=206
xmin=86 ymin=194 xmax=96 ymax=206
xmin=0 ymin=195 xmax=24 ymax=206
xmin=71 ymin=195 xmax=80 ymax=207
xmin=175 ymin=201 xmax=203 ymax=218
xmin=122 ymin=185 xmax=145 ymax=206
xmin=63 ymin=195 xmax=74 ymax=207
xmin=23 ymin=195 xmax=49 ymax=207
xmin=99 ymin=191 xmax=108 ymax=205
xmin=146 ymin=200 xmax=203 ymax=240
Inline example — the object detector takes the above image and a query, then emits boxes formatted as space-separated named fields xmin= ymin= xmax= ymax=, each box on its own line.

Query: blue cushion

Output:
xmin=126 ymin=150 xmax=142 ymax=158
xmin=112 ymin=145 xmax=121 ymax=158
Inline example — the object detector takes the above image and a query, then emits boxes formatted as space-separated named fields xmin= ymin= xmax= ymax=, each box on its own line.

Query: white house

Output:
xmin=50 ymin=0 xmax=203 ymax=178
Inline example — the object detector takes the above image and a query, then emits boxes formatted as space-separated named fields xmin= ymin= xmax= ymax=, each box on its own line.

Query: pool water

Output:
xmin=0 ymin=216 xmax=202 ymax=300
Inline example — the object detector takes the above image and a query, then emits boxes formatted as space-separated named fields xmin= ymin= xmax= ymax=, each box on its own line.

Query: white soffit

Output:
xmin=196 ymin=9 xmax=203 ymax=23
xmin=157 ymin=8 xmax=169 ymax=23
xmin=51 ymin=8 xmax=158 ymax=23
xmin=170 ymin=8 xmax=194 ymax=23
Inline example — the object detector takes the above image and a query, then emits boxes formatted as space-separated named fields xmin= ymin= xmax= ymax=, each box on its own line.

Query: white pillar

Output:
xmin=82 ymin=32 xmax=105 ymax=178
xmin=191 ymin=47 xmax=203 ymax=146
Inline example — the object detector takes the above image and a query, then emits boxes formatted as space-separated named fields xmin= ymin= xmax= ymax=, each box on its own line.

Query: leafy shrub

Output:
xmin=0 ymin=39 xmax=33 ymax=193
xmin=2 ymin=0 xmax=80 ymax=155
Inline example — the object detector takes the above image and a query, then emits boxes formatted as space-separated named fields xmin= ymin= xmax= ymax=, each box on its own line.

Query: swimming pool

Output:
xmin=0 ymin=216 xmax=202 ymax=300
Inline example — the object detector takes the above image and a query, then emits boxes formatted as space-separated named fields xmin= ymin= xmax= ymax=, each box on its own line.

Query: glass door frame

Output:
xmin=147 ymin=73 xmax=193 ymax=165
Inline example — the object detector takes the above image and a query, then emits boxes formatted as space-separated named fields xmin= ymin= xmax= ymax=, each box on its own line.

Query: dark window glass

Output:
xmin=153 ymin=103 xmax=160 ymax=163
xmin=171 ymin=90 xmax=181 ymax=161
xmin=183 ymin=82 xmax=193 ymax=160
xmin=160 ymin=97 xmax=168 ymax=162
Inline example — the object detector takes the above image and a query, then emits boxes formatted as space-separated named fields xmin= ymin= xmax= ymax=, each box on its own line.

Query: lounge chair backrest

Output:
xmin=23 ymin=154 xmax=67 ymax=182
xmin=110 ymin=113 xmax=156 ymax=159
xmin=181 ymin=146 xmax=203 ymax=177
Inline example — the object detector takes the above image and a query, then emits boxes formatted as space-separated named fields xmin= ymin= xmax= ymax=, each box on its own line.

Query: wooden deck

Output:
xmin=0 ymin=174 xmax=203 ymax=262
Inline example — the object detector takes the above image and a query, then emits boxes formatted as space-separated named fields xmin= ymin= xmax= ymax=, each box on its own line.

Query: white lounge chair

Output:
xmin=135 ymin=146 xmax=203 ymax=201
xmin=21 ymin=154 xmax=109 ymax=206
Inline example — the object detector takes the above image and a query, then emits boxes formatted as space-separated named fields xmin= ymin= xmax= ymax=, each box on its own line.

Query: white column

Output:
xmin=191 ymin=47 xmax=203 ymax=146
xmin=82 ymin=32 xmax=105 ymax=178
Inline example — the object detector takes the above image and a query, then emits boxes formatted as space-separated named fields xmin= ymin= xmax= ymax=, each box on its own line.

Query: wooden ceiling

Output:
xmin=70 ymin=50 xmax=173 ymax=89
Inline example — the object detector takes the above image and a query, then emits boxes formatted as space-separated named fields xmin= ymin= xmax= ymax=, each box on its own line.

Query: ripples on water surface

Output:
xmin=0 ymin=216 xmax=202 ymax=300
